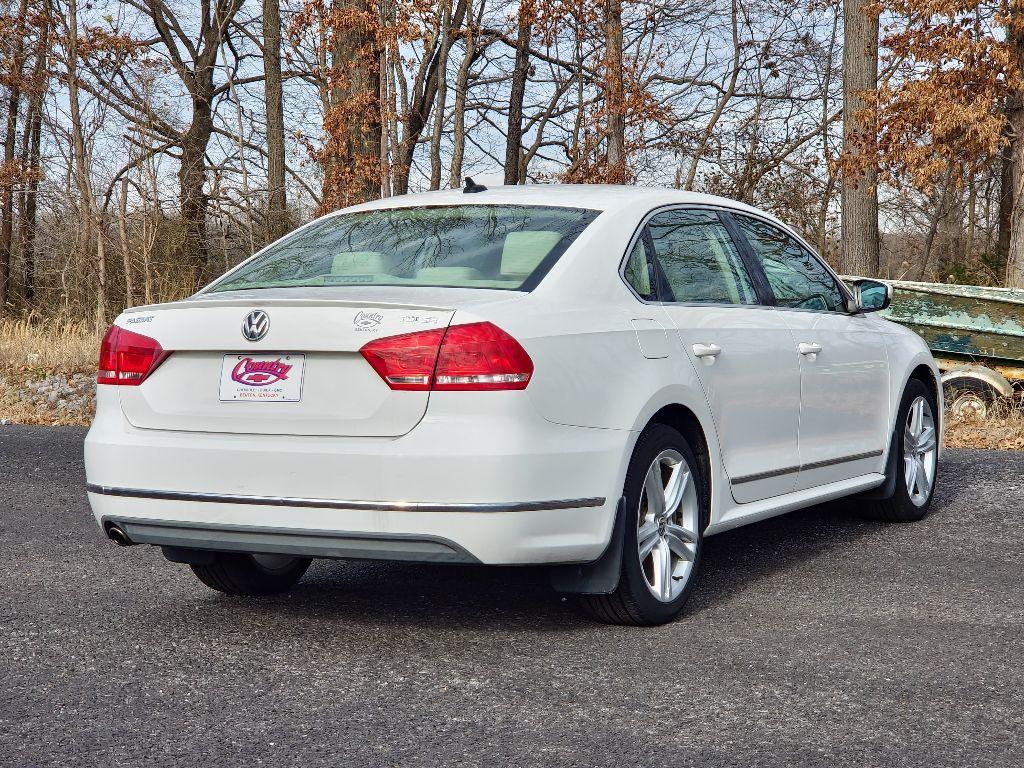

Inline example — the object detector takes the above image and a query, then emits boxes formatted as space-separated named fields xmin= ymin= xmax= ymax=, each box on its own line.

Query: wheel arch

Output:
xmin=888 ymin=358 xmax=943 ymax=453
xmin=910 ymin=362 xmax=942 ymax=407
xmin=640 ymin=402 xmax=714 ymax=530
xmin=891 ymin=353 xmax=942 ymax=425
xmin=868 ymin=359 xmax=943 ymax=502
xmin=941 ymin=365 xmax=1013 ymax=399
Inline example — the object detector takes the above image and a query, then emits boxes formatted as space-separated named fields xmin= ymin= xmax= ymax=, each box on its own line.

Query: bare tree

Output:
xmin=0 ymin=0 xmax=29 ymax=312
xmin=840 ymin=0 xmax=880 ymax=276
xmin=64 ymin=0 xmax=105 ymax=326
xmin=17 ymin=0 xmax=49 ymax=303
xmin=118 ymin=0 xmax=245 ymax=282
xmin=263 ymin=0 xmax=288 ymax=239
xmin=504 ymin=0 xmax=533 ymax=184
xmin=1008 ymin=7 xmax=1024 ymax=286
xmin=603 ymin=0 xmax=625 ymax=183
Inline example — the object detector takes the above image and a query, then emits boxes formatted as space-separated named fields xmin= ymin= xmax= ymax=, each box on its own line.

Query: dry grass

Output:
xmin=943 ymin=398 xmax=1024 ymax=452
xmin=0 ymin=319 xmax=100 ymax=426
xmin=0 ymin=317 xmax=100 ymax=376
xmin=1 ymin=317 xmax=1024 ymax=446
xmin=0 ymin=384 xmax=91 ymax=426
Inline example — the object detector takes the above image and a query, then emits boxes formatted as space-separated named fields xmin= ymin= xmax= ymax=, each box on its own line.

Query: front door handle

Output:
xmin=798 ymin=342 xmax=822 ymax=356
xmin=692 ymin=343 xmax=722 ymax=358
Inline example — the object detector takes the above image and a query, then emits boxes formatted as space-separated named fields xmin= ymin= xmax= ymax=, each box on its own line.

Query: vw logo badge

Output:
xmin=242 ymin=310 xmax=269 ymax=342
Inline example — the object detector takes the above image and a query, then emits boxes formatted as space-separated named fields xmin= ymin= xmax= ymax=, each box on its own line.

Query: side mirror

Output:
xmin=851 ymin=279 xmax=892 ymax=313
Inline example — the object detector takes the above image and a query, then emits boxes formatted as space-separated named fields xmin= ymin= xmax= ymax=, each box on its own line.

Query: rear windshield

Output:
xmin=209 ymin=205 xmax=600 ymax=293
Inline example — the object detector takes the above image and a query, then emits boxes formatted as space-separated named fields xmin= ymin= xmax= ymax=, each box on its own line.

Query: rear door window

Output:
xmin=645 ymin=209 xmax=757 ymax=305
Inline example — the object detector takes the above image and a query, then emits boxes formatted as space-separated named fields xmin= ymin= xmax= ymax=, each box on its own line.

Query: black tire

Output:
xmin=581 ymin=424 xmax=706 ymax=626
xmin=863 ymin=378 xmax=939 ymax=522
xmin=943 ymin=377 xmax=994 ymax=420
xmin=190 ymin=552 xmax=311 ymax=596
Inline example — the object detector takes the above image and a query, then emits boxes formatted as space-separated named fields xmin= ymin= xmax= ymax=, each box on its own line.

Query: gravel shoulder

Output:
xmin=1 ymin=425 xmax=1022 ymax=767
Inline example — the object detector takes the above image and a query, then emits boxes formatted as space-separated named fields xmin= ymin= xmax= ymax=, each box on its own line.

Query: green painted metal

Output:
xmin=844 ymin=278 xmax=1024 ymax=375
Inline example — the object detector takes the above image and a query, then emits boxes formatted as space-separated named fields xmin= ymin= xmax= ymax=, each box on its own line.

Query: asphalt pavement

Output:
xmin=1 ymin=425 xmax=1021 ymax=766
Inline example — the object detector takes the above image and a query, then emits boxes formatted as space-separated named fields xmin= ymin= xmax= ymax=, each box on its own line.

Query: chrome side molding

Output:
xmin=86 ymin=484 xmax=606 ymax=514
xmin=731 ymin=449 xmax=884 ymax=485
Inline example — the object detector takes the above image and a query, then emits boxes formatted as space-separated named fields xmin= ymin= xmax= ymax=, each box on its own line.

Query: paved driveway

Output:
xmin=1 ymin=425 xmax=1021 ymax=766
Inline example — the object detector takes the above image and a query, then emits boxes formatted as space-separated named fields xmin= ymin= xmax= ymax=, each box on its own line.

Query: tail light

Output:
xmin=97 ymin=325 xmax=170 ymax=386
xmin=360 ymin=322 xmax=533 ymax=391
xmin=358 ymin=327 xmax=446 ymax=391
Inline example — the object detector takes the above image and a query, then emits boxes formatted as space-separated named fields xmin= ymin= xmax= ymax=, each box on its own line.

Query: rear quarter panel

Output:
xmin=454 ymin=262 xmax=729 ymax=528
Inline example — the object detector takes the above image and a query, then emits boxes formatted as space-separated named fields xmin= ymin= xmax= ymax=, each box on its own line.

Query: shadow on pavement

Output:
xmin=152 ymin=499 xmax=892 ymax=634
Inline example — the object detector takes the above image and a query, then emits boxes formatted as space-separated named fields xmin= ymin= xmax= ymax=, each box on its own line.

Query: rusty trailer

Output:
xmin=872 ymin=279 xmax=1024 ymax=417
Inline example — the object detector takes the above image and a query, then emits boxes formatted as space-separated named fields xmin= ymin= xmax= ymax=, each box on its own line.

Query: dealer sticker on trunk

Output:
xmin=219 ymin=354 xmax=304 ymax=402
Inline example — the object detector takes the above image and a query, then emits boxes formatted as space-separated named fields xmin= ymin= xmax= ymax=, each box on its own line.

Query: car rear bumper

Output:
xmin=85 ymin=389 xmax=630 ymax=564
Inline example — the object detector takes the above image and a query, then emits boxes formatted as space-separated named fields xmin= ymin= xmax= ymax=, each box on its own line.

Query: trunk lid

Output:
xmin=116 ymin=296 xmax=459 ymax=436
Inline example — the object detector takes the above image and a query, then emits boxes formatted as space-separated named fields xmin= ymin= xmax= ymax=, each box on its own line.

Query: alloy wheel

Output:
xmin=636 ymin=449 xmax=700 ymax=602
xmin=903 ymin=396 xmax=937 ymax=507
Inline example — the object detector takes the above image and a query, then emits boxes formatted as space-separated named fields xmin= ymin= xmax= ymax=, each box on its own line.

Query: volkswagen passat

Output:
xmin=85 ymin=184 xmax=941 ymax=625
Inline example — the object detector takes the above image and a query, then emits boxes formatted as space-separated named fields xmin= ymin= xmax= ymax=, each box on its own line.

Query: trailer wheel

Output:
xmin=944 ymin=378 xmax=995 ymax=420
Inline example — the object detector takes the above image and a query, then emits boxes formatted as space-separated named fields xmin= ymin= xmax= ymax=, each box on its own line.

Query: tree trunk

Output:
xmin=997 ymin=99 xmax=1014 ymax=269
xmin=20 ymin=102 xmax=42 ymax=304
xmin=118 ymin=177 xmax=133 ymax=308
xmin=1008 ymin=98 xmax=1024 ymax=286
xmin=603 ymin=0 xmax=626 ymax=183
xmin=504 ymin=0 xmax=532 ymax=185
xmin=140 ymin=0 xmax=243 ymax=287
xmin=178 ymin=84 xmax=213 ymax=283
xmin=0 ymin=0 xmax=29 ymax=313
xmin=392 ymin=0 xmax=467 ymax=195
xmin=18 ymin=0 xmax=48 ymax=306
xmin=840 ymin=0 xmax=880 ymax=277
xmin=263 ymin=0 xmax=288 ymax=241
xmin=964 ymin=177 xmax=977 ymax=268
xmin=448 ymin=3 xmax=476 ymax=188
xmin=324 ymin=0 xmax=381 ymax=208
xmin=920 ymin=167 xmax=953 ymax=282
xmin=66 ymin=0 xmax=105 ymax=327
xmin=429 ymin=0 xmax=454 ymax=190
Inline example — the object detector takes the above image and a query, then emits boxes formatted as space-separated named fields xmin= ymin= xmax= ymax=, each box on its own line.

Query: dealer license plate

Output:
xmin=219 ymin=354 xmax=305 ymax=402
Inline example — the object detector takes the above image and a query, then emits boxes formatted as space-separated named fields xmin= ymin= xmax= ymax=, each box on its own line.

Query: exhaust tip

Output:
xmin=105 ymin=524 xmax=134 ymax=547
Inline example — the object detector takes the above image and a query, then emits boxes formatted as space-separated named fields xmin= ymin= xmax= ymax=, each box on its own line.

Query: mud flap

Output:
xmin=548 ymin=497 xmax=625 ymax=595
xmin=860 ymin=422 xmax=900 ymax=501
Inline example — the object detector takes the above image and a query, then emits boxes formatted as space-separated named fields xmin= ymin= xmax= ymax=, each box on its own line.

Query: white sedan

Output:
xmin=85 ymin=184 xmax=941 ymax=625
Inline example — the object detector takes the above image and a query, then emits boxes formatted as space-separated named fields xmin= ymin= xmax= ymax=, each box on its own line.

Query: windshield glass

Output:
xmin=209 ymin=205 xmax=600 ymax=293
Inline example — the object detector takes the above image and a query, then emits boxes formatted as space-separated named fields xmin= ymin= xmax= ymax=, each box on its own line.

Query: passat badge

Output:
xmin=242 ymin=310 xmax=269 ymax=342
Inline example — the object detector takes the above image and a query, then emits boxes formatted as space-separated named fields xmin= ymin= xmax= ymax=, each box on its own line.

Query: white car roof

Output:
xmin=341 ymin=183 xmax=769 ymax=220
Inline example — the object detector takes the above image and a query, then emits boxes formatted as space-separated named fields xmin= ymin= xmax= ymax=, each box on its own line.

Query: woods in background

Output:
xmin=0 ymin=0 xmax=1023 ymax=328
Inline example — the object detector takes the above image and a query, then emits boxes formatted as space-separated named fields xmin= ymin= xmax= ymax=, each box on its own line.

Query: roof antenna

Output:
xmin=463 ymin=177 xmax=487 ymax=194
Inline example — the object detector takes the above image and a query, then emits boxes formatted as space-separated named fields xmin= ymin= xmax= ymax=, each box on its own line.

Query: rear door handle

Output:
xmin=692 ymin=343 xmax=722 ymax=358
xmin=798 ymin=342 xmax=822 ymax=356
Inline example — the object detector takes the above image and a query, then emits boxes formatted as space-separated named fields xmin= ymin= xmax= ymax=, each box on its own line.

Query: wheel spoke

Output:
xmin=644 ymin=464 xmax=665 ymax=519
xmin=638 ymin=521 xmax=660 ymax=561
xmin=910 ymin=399 xmax=923 ymax=434
xmin=904 ymin=455 xmax=918 ymax=496
xmin=657 ymin=539 xmax=673 ymax=600
xmin=904 ymin=429 xmax=917 ymax=453
xmin=917 ymin=426 xmax=936 ymax=453
xmin=663 ymin=466 xmax=688 ymax=517
xmin=665 ymin=525 xmax=695 ymax=561
xmin=915 ymin=456 xmax=930 ymax=496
